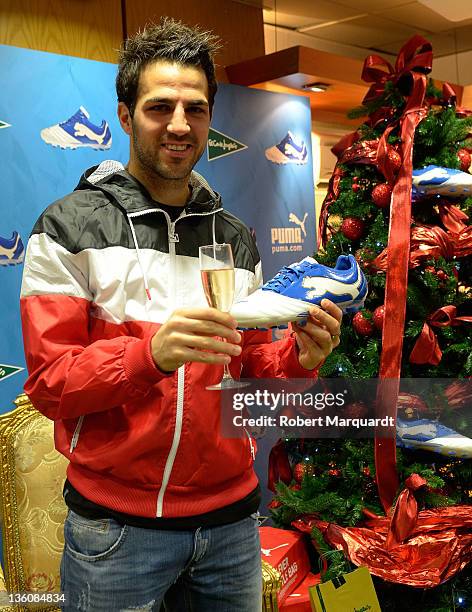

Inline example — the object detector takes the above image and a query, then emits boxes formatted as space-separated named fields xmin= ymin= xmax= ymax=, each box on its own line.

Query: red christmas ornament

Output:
xmin=290 ymin=483 xmax=301 ymax=491
xmin=458 ymin=148 xmax=471 ymax=172
xmin=352 ymin=183 xmax=361 ymax=192
xmin=388 ymin=148 xmax=402 ymax=173
xmin=341 ymin=217 xmax=364 ymax=241
xmin=344 ymin=402 xmax=368 ymax=419
xmin=363 ymin=466 xmax=371 ymax=477
xmin=352 ymin=311 xmax=374 ymax=336
xmin=293 ymin=462 xmax=314 ymax=483
xmin=328 ymin=469 xmax=341 ymax=477
xmin=373 ymin=305 xmax=385 ymax=331
xmin=371 ymin=183 xmax=392 ymax=208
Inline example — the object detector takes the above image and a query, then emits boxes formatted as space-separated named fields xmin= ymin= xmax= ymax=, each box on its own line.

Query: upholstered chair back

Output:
xmin=0 ymin=394 xmax=67 ymax=612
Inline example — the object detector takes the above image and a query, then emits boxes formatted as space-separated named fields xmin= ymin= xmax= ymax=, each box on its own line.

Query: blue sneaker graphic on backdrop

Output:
xmin=231 ymin=254 xmax=367 ymax=329
xmin=40 ymin=106 xmax=112 ymax=150
xmin=265 ymin=131 xmax=308 ymax=165
xmin=0 ymin=231 xmax=24 ymax=266
xmin=412 ymin=165 xmax=472 ymax=198
xmin=397 ymin=418 xmax=472 ymax=459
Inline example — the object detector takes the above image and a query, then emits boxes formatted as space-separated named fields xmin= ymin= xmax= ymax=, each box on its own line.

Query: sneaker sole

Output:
xmin=41 ymin=139 xmax=112 ymax=150
xmin=235 ymin=296 xmax=366 ymax=330
xmin=264 ymin=147 xmax=307 ymax=165
xmin=0 ymin=257 xmax=24 ymax=266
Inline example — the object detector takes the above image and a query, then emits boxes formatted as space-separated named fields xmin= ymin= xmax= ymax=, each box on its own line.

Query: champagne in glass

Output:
xmin=199 ymin=244 xmax=249 ymax=390
xmin=201 ymin=268 xmax=235 ymax=313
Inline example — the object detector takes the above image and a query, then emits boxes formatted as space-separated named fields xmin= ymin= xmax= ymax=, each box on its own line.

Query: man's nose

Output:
xmin=168 ymin=106 xmax=191 ymax=136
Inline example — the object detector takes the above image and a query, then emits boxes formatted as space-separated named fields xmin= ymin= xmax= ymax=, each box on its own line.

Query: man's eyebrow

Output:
xmin=144 ymin=97 xmax=209 ymax=107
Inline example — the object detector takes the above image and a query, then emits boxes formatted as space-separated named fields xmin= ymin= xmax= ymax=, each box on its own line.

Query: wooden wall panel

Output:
xmin=0 ymin=0 xmax=123 ymax=62
xmin=125 ymin=0 xmax=265 ymax=81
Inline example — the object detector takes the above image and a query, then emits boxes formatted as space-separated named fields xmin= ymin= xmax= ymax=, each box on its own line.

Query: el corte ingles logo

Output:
xmin=0 ymin=363 xmax=24 ymax=382
xmin=207 ymin=128 xmax=247 ymax=161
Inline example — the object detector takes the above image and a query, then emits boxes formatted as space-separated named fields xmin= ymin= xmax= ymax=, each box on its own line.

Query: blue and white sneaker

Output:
xmin=40 ymin=106 xmax=112 ymax=150
xmin=412 ymin=165 xmax=472 ymax=198
xmin=397 ymin=417 xmax=472 ymax=459
xmin=231 ymin=254 xmax=367 ymax=329
xmin=0 ymin=231 xmax=24 ymax=266
xmin=265 ymin=131 xmax=308 ymax=165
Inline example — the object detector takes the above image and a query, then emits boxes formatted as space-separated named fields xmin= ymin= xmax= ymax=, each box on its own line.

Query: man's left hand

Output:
xmin=292 ymin=299 xmax=343 ymax=370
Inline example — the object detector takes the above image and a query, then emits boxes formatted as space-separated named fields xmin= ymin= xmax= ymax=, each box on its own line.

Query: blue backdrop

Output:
xmin=0 ymin=44 xmax=315 ymax=412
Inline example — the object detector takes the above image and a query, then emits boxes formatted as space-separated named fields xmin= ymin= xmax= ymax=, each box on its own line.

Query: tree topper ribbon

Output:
xmin=362 ymin=35 xmax=433 ymax=106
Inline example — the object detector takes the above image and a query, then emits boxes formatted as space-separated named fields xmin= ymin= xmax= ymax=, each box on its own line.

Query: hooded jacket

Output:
xmin=20 ymin=160 xmax=312 ymax=519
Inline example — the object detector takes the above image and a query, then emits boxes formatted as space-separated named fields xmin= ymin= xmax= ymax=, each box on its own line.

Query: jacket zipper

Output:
xmin=128 ymin=206 xmax=221 ymax=517
xmin=70 ymin=415 xmax=85 ymax=453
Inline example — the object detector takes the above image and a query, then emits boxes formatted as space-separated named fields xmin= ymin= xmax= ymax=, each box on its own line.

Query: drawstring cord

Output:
xmin=128 ymin=215 xmax=152 ymax=301
xmin=212 ymin=212 xmax=217 ymax=255
xmin=129 ymin=208 xmax=220 ymax=304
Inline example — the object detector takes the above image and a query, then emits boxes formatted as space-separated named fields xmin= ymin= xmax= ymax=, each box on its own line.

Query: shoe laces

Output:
xmin=263 ymin=260 xmax=313 ymax=292
xmin=61 ymin=109 xmax=85 ymax=128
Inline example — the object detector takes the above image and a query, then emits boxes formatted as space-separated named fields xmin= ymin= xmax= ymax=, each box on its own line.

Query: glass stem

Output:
xmin=222 ymin=337 xmax=233 ymax=380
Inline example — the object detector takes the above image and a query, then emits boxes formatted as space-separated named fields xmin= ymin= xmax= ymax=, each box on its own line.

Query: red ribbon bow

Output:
xmin=362 ymin=35 xmax=433 ymax=106
xmin=453 ymin=225 xmax=472 ymax=258
xmin=438 ymin=201 xmax=469 ymax=233
xmin=410 ymin=305 xmax=472 ymax=365
xmin=267 ymin=439 xmax=292 ymax=492
xmin=386 ymin=473 xmax=427 ymax=549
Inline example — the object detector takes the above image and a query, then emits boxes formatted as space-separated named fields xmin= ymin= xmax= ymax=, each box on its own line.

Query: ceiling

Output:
xmin=229 ymin=0 xmax=472 ymax=128
xmin=262 ymin=0 xmax=472 ymax=58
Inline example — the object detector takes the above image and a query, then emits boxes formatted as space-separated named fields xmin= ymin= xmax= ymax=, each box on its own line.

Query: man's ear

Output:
xmin=118 ymin=102 xmax=132 ymax=135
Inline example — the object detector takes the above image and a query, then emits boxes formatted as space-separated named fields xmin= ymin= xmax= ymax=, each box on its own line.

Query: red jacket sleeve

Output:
xmin=20 ymin=233 xmax=168 ymax=421
xmin=241 ymin=328 xmax=319 ymax=379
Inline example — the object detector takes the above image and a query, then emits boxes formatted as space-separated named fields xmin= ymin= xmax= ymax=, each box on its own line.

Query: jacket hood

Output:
xmin=75 ymin=160 xmax=222 ymax=215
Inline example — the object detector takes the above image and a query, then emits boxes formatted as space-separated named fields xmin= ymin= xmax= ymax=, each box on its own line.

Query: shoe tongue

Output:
xmin=79 ymin=106 xmax=90 ymax=119
xmin=295 ymin=256 xmax=318 ymax=266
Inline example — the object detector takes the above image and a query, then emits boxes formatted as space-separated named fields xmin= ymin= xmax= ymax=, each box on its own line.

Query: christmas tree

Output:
xmin=269 ymin=36 xmax=472 ymax=610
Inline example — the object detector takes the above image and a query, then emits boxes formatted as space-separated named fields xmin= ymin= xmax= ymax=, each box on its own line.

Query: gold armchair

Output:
xmin=0 ymin=394 xmax=68 ymax=611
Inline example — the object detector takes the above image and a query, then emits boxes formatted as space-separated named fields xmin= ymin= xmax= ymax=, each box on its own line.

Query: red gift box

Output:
xmin=260 ymin=526 xmax=311 ymax=605
xmin=280 ymin=572 xmax=322 ymax=611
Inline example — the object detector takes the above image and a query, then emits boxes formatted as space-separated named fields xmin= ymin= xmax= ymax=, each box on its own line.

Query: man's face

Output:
xmin=120 ymin=61 xmax=211 ymax=182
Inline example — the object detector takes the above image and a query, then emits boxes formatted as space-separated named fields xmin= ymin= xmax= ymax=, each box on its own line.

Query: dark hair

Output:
xmin=116 ymin=18 xmax=221 ymax=116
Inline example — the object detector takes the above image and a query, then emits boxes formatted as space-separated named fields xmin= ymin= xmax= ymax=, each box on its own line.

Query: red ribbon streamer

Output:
xmin=410 ymin=305 xmax=472 ymax=365
xmin=373 ymin=36 xmax=433 ymax=512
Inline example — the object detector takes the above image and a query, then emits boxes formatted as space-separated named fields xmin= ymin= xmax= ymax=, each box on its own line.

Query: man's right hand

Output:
xmin=151 ymin=308 xmax=242 ymax=373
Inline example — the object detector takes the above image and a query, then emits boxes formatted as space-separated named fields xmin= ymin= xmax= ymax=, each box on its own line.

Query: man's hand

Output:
xmin=151 ymin=308 xmax=242 ymax=373
xmin=292 ymin=299 xmax=343 ymax=370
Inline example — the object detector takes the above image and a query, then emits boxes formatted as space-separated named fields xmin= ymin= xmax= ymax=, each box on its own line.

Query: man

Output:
xmin=20 ymin=18 xmax=342 ymax=612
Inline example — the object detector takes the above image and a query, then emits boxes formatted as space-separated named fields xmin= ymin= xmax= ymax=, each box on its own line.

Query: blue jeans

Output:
xmin=60 ymin=510 xmax=262 ymax=611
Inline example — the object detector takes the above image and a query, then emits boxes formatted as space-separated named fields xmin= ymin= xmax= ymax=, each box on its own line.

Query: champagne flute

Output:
xmin=199 ymin=243 xmax=249 ymax=390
